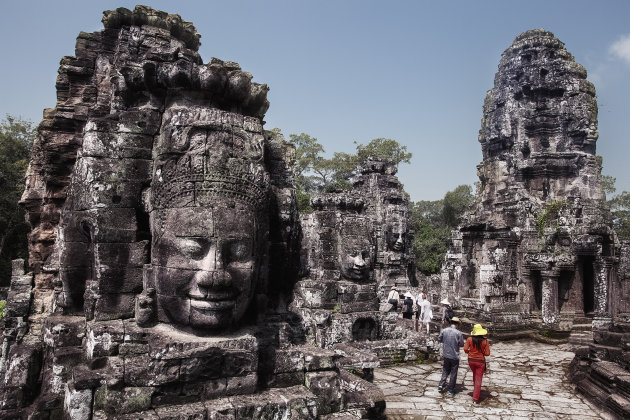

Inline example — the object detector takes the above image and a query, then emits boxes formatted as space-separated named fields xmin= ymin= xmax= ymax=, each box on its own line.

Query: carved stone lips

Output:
xmin=350 ymin=267 xmax=366 ymax=276
xmin=189 ymin=291 xmax=236 ymax=310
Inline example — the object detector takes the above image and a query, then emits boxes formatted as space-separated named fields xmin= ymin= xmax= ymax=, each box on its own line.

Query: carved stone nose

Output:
xmin=353 ymin=255 xmax=365 ymax=267
xmin=195 ymin=269 xmax=232 ymax=289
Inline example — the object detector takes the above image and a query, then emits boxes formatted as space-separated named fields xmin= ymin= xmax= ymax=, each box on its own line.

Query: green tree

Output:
xmin=288 ymin=133 xmax=413 ymax=211
xmin=599 ymin=174 xmax=630 ymax=241
xmin=442 ymin=185 xmax=473 ymax=227
xmin=610 ymin=191 xmax=630 ymax=241
xmin=0 ymin=116 xmax=35 ymax=285
xmin=355 ymin=138 xmax=412 ymax=166
xmin=411 ymin=185 xmax=473 ymax=275
xmin=601 ymin=175 xmax=616 ymax=196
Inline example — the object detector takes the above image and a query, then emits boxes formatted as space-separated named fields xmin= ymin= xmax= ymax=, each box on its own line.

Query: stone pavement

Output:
xmin=374 ymin=340 xmax=615 ymax=419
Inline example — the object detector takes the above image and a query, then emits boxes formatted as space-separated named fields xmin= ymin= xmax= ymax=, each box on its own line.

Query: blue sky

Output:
xmin=1 ymin=1 xmax=629 ymax=201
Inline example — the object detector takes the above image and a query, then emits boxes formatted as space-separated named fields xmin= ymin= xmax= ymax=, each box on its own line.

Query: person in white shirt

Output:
xmin=415 ymin=290 xmax=425 ymax=331
xmin=419 ymin=293 xmax=432 ymax=334
xmin=387 ymin=286 xmax=400 ymax=312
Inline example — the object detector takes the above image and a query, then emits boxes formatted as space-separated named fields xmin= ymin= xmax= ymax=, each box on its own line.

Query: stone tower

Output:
xmin=290 ymin=161 xmax=433 ymax=368
xmin=352 ymin=160 xmax=416 ymax=300
xmin=441 ymin=29 xmax=617 ymax=332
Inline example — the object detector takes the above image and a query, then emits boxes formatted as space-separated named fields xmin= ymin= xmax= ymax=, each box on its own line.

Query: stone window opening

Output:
xmin=352 ymin=318 xmax=377 ymax=342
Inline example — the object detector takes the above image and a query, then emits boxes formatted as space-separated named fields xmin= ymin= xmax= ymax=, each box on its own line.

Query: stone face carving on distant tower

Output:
xmin=352 ymin=160 xmax=415 ymax=299
xmin=292 ymin=160 xmax=418 ymax=350
xmin=441 ymin=30 xmax=617 ymax=332
xmin=293 ymin=194 xmax=380 ymax=347
xmin=0 ymin=7 xmax=384 ymax=418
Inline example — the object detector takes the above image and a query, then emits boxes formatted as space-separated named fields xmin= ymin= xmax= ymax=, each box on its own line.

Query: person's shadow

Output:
xmin=466 ymin=389 xmax=492 ymax=402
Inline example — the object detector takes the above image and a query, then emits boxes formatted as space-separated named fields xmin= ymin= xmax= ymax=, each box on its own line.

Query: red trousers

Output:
xmin=468 ymin=359 xmax=485 ymax=401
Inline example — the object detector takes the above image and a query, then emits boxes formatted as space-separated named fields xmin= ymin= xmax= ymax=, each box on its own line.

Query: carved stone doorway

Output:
xmin=531 ymin=270 xmax=543 ymax=311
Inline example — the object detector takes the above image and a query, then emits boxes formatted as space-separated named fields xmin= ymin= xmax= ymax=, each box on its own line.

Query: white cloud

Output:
xmin=609 ymin=34 xmax=630 ymax=65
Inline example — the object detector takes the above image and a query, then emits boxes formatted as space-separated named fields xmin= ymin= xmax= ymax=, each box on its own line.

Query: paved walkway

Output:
xmin=374 ymin=340 xmax=614 ymax=419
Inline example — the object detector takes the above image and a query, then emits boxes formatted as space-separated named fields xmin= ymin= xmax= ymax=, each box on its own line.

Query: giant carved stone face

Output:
xmin=150 ymin=105 xmax=269 ymax=332
xmin=386 ymin=219 xmax=406 ymax=252
xmin=152 ymin=205 xmax=259 ymax=330
xmin=338 ymin=237 xmax=373 ymax=282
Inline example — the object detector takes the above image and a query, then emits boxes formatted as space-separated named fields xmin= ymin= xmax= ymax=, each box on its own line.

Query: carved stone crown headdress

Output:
xmin=151 ymin=156 xmax=270 ymax=212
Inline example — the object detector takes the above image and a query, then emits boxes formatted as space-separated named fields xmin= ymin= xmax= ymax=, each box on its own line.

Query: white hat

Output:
xmin=440 ymin=298 xmax=451 ymax=306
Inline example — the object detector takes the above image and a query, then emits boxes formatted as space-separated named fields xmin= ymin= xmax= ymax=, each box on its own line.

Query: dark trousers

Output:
xmin=439 ymin=357 xmax=459 ymax=392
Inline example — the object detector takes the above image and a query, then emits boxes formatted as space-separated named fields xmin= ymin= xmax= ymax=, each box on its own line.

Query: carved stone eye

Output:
xmin=175 ymin=238 xmax=207 ymax=260
xmin=223 ymin=240 xmax=251 ymax=263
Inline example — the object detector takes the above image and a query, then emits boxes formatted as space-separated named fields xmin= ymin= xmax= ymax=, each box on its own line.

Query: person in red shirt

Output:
xmin=464 ymin=324 xmax=491 ymax=403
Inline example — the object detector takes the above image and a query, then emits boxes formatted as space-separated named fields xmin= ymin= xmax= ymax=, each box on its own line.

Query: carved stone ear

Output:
xmin=136 ymin=265 xmax=156 ymax=327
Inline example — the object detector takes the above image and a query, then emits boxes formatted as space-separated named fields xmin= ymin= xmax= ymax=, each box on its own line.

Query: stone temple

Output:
xmin=441 ymin=29 xmax=618 ymax=335
xmin=2 ymin=6 xmax=629 ymax=419
xmin=0 ymin=6 xmax=386 ymax=418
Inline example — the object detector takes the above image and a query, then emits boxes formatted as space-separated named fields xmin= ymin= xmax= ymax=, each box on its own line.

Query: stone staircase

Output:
xmin=568 ymin=314 xmax=594 ymax=350
xmin=570 ymin=316 xmax=630 ymax=419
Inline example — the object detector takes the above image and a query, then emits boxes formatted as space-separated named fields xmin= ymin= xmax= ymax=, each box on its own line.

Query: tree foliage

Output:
xmin=411 ymin=185 xmax=473 ymax=275
xmin=287 ymin=133 xmax=412 ymax=211
xmin=600 ymin=174 xmax=630 ymax=241
xmin=601 ymin=174 xmax=616 ymax=197
xmin=0 ymin=116 xmax=35 ymax=285
xmin=610 ymin=191 xmax=630 ymax=241
xmin=355 ymin=138 xmax=412 ymax=166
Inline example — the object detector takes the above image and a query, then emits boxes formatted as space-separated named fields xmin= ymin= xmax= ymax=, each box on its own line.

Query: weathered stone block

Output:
xmin=93 ymin=409 xmax=160 ymax=420
xmin=93 ymin=293 xmax=136 ymax=321
xmin=82 ymin=131 xmax=154 ymax=159
xmin=43 ymin=316 xmax=85 ymax=349
xmin=303 ymin=347 xmax=339 ymax=372
xmin=305 ymin=371 xmax=342 ymax=415
xmin=94 ymin=241 xmax=149 ymax=268
xmin=273 ymin=349 xmax=305 ymax=373
xmin=293 ymin=280 xmax=338 ymax=309
xmin=4 ymin=290 xmax=32 ymax=318
xmin=86 ymin=320 xmax=125 ymax=357
xmin=63 ymin=383 xmax=93 ymax=420
xmin=124 ymin=354 xmax=181 ymax=386
xmin=93 ymin=385 xmax=155 ymax=415
xmin=95 ymin=265 xmax=144 ymax=294
xmin=154 ymin=402 xmax=207 ymax=419
xmin=62 ymin=209 xmax=138 ymax=243
xmin=221 ymin=385 xmax=318 ymax=419
xmin=339 ymin=300 xmax=379 ymax=314
xmin=73 ymin=356 xmax=124 ymax=390
xmin=267 ymin=371 xmax=305 ymax=389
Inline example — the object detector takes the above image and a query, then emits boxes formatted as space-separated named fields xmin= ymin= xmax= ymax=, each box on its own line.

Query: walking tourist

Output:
xmin=415 ymin=290 xmax=425 ymax=331
xmin=402 ymin=292 xmax=414 ymax=319
xmin=464 ymin=324 xmax=491 ymax=403
xmin=387 ymin=286 xmax=399 ymax=312
xmin=419 ymin=293 xmax=432 ymax=333
xmin=437 ymin=317 xmax=464 ymax=396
